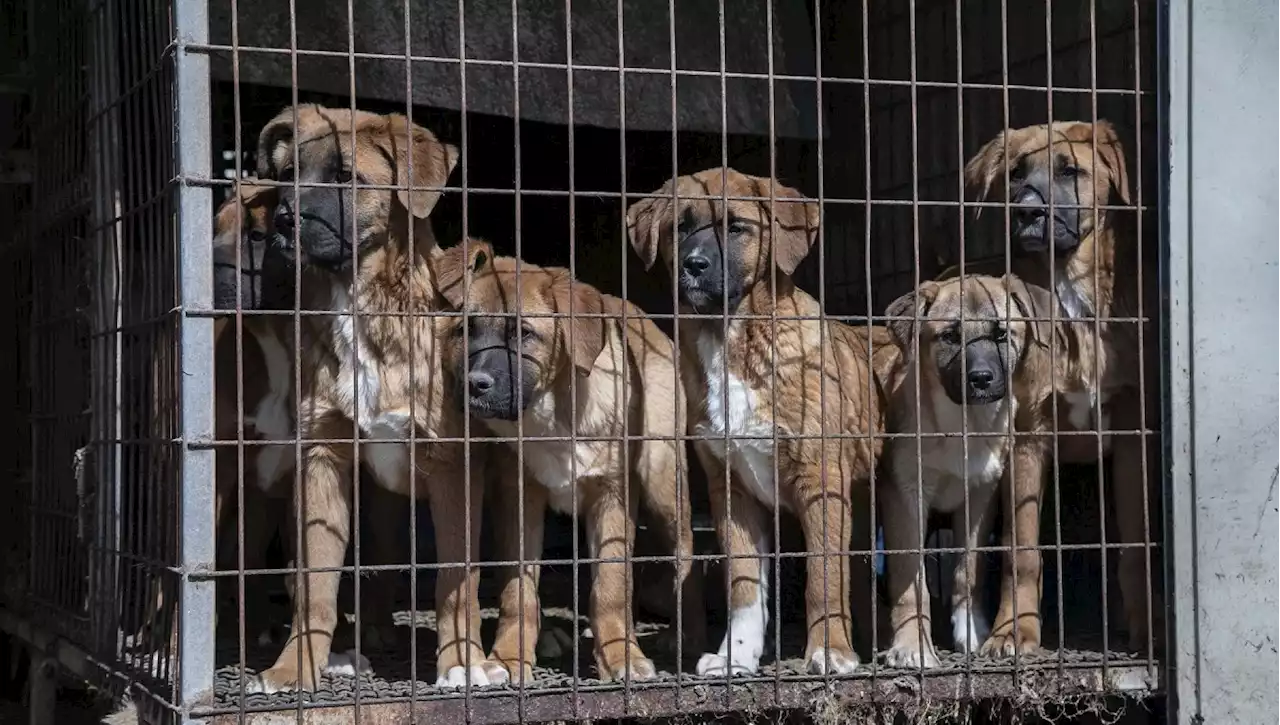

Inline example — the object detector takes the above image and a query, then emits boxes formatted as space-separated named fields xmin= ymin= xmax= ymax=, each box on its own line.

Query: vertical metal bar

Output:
xmin=1085 ymin=0 xmax=1112 ymax=684
xmin=402 ymin=0 xmax=420 ymax=712
xmin=1130 ymin=0 xmax=1157 ymax=682
xmin=906 ymin=0 xmax=929 ymax=683
xmin=343 ymin=0 xmax=364 ymax=718
xmin=172 ymin=0 xmax=216 ymax=718
xmin=1043 ymin=0 xmax=1068 ymax=688
xmin=859 ymin=0 xmax=875 ymax=688
xmin=1161 ymin=0 xmax=1196 ymax=718
xmin=225 ymin=0 xmax=251 ymax=710
xmin=770 ymin=0 xmax=784 ymax=700
xmin=715 ymin=0 xmax=733 ymax=695
xmin=86 ymin=0 xmax=123 ymax=666
xmin=952 ymin=0 xmax=976 ymax=692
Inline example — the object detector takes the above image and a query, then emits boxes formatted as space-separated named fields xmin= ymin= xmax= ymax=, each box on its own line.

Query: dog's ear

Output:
xmin=884 ymin=281 xmax=940 ymax=349
xmin=625 ymin=188 xmax=673 ymax=271
xmin=384 ymin=115 xmax=459 ymax=220
xmin=256 ymin=108 xmax=301 ymax=179
xmin=963 ymin=129 xmax=1015 ymax=218
xmin=1091 ymin=120 xmax=1132 ymax=206
xmin=550 ymin=274 xmax=608 ymax=376
xmin=765 ymin=180 xmax=821 ymax=276
xmin=1001 ymin=273 xmax=1055 ymax=352
xmin=433 ymin=240 xmax=493 ymax=310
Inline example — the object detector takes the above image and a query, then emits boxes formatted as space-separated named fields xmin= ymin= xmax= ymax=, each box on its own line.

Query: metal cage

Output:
xmin=1 ymin=1 xmax=1276 ymax=724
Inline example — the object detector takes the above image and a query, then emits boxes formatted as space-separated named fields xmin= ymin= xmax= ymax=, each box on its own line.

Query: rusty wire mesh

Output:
xmin=2 ymin=0 xmax=1165 ymax=723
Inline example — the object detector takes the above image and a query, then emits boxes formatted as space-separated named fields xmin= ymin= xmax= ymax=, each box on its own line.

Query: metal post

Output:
xmin=27 ymin=654 xmax=56 ymax=725
xmin=1166 ymin=0 xmax=1279 ymax=723
xmin=173 ymin=0 xmax=216 ymax=719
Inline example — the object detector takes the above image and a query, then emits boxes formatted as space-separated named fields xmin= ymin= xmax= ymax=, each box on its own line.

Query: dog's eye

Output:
xmin=519 ymin=325 xmax=538 ymax=341
xmin=335 ymin=168 xmax=353 ymax=184
xmin=936 ymin=328 xmax=961 ymax=345
xmin=1058 ymin=164 xmax=1083 ymax=178
xmin=992 ymin=326 xmax=1008 ymax=342
xmin=276 ymin=167 xmax=295 ymax=182
xmin=728 ymin=221 xmax=750 ymax=235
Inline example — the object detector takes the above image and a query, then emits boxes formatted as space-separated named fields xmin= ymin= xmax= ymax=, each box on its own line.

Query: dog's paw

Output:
xmin=603 ymin=656 xmax=656 ymax=683
xmin=695 ymin=651 xmax=759 ymax=678
xmin=324 ymin=649 xmax=372 ymax=678
xmin=434 ymin=665 xmax=493 ymax=689
xmin=479 ymin=657 xmax=534 ymax=687
xmin=883 ymin=643 xmax=941 ymax=669
xmin=244 ymin=663 xmax=319 ymax=694
xmin=951 ymin=604 xmax=990 ymax=655
xmin=806 ymin=647 xmax=860 ymax=675
xmin=979 ymin=627 xmax=1042 ymax=658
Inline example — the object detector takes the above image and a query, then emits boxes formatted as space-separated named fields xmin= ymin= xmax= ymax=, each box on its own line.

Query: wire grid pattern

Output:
xmin=3 ymin=0 xmax=1165 ymax=723
xmin=3 ymin=0 xmax=186 ymax=713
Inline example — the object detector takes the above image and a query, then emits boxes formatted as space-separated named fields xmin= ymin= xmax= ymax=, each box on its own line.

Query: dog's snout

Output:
xmin=468 ymin=370 xmax=495 ymax=397
xmin=682 ymin=254 xmax=711 ymax=277
xmin=274 ymin=207 xmax=295 ymax=237
xmin=1013 ymin=187 xmax=1047 ymax=218
xmin=967 ymin=369 xmax=995 ymax=390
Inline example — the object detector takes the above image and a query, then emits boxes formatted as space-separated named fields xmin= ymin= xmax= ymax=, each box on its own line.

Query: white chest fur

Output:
xmin=485 ymin=391 xmax=612 ymax=515
xmin=328 ymin=282 xmax=411 ymax=490
xmin=693 ymin=330 xmax=782 ymax=512
xmin=894 ymin=382 xmax=1014 ymax=513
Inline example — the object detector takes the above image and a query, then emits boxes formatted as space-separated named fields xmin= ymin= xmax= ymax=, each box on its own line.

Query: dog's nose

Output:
xmin=1013 ymin=188 xmax=1047 ymax=219
xmin=682 ymin=254 xmax=711 ymax=277
xmin=468 ymin=371 xmax=494 ymax=397
xmin=967 ymin=369 xmax=994 ymax=390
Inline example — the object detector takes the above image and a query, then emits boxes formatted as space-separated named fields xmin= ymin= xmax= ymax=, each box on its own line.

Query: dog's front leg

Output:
xmin=883 ymin=479 xmax=940 ymax=668
xmin=694 ymin=445 xmax=770 ymax=677
xmin=981 ymin=438 xmax=1046 ymax=657
xmin=584 ymin=479 xmax=655 ymax=682
xmin=428 ymin=456 xmax=488 ymax=688
xmin=1109 ymin=392 xmax=1163 ymax=655
xmin=251 ymin=431 xmax=353 ymax=693
xmin=485 ymin=458 xmax=547 ymax=686
xmin=633 ymin=435 xmax=707 ymax=661
xmin=796 ymin=471 xmax=859 ymax=675
xmin=949 ymin=483 xmax=998 ymax=654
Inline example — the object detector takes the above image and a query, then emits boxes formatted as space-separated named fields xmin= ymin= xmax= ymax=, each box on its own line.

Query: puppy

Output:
xmin=433 ymin=242 xmax=705 ymax=683
xmin=956 ymin=120 xmax=1161 ymax=655
xmin=627 ymin=168 xmax=890 ymax=676
xmin=880 ymin=273 xmax=1054 ymax=667
xmin=246 ymin=105 xmax=482 ymax=693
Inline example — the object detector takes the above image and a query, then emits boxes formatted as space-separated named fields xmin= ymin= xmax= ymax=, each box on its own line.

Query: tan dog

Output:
xmin=244 ymin=105 xmax=483 ymax=693
xmin=880 ymin=273 xmax=1058 ymax=667
xmin=627 ymin=168 xmax=891 ymax=676
xmin=432 ymin=242 xmax=705 ymax=683
xmin=954 ymin=120 xmax=1161 ymax=655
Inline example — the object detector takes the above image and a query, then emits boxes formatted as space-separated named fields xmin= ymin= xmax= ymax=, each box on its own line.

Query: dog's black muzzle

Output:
xmin=676 ymin=226 xmax=742 ymax=313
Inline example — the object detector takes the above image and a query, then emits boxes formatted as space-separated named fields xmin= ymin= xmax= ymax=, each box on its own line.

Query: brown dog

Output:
xmin=954 ymin=120 xmax=1161 ymax=655
xmin=880 ymin=273 xmax=1060 ymax=667
xmin=244 ymin=105 xmax=482 ymax=693
xmin=627 ymin=168 xmax=891 ymax=676
xmin=432 ymin=242 xmax=705 ymax=683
